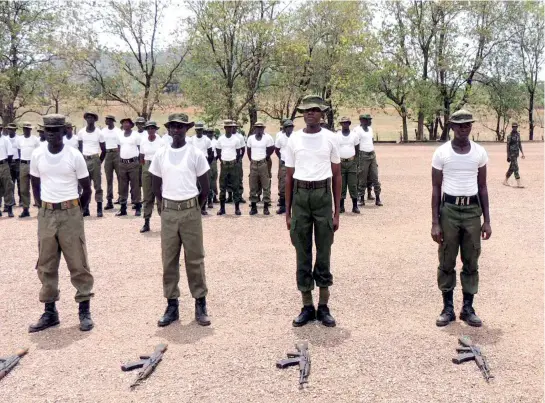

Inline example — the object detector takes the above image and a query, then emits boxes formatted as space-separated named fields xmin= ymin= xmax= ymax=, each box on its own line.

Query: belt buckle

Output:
xmin=62 ymin=201 xmax=67 ymax=209
xmin=308 ymin=181 xmax=315 ymax=190
xmin=178 ymin=202 xmax=182 ymax=211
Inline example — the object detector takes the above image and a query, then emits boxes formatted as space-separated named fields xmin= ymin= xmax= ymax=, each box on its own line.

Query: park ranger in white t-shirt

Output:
xmin=353 ymin=114 xmax=382 ymax=206
xmin=205 ymin=127 xmax=219 ymax=207
xmin=0 ymin=127 xmax=15 ymax=217
xmin=246 ymin=121 xmax=275 ymax=215
xmin=102 ymin=115 xmax=122 ymax=209
xmin=431 ymin=109 xmax=491 ymax=328
xmin=234 ymin=122 xmax=247 ymax=204
xmin=16 ymin=122 xmax=40 ymax=217
xmin=63 ymin=120 xmax=79 ymax=149
xmin=189 ymin=121 xmax=214 ymax=215
xmin=274 ymin=119 xmax=294 ymax=214
xmin=138 ymin=121 xmax=164 ymax=233
xmin=336 ymin=116 xmax=360 ymax=214
xmin=149 ymin=112 xmax=211 ymax=328
xmin=5 ymin=123 xmax=20 ymax=208
xmin=77 ymin=111 xmax=106 ymax=217
xmin=284 ymin=95 xmax=341 ymax=328
xmin=28 ymin=114 xmax=94 ymax=333
xmin=116 ymin=117 xmax=142 ymax=217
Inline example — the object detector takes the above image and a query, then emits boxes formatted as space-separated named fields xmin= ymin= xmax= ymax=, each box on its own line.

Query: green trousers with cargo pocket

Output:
xmin=19 ymin=162 xmax=31 ymax=208
xmin=357 ymin=151 xmax=381 ymax=198
xmin=0 ymin=163 xmax=14 ymax=207
xmin=119 ymin=160 xmax=141 ymax=204
xmin=142 ymin=161 xmax=161 ymax=219
xmin=437 ymin=202 xmax=482 ymax=295
xmin=161 ymin=198 xmax=208 ymax=299
xmin=277 ymin=161 xmax=286 ymax=199
xmin=219 ymin=161 xmax=241 ymax=203
xmin=290 ymin=181 xmax=334 ymax=292
xmin=104 ymin=150 xmax=120 ymax=201
xmin=208 ymin=159 xmax=218 ymax=200
xmin=249 ymin=159 xmax=271 ymax=203
xmin=37 ymin=206 xmax=94 ymax=303
xmin=341 ymin=159 xmax=358 ymax=199
xmin=85 ymin=155 xmax=103 ymax=203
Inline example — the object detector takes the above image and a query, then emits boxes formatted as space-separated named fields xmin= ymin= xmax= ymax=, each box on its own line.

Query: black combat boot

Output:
xmin=436 ymin=290 xmax=456 ymax=327
xmin=358 ymin=195 xmax=365 ymax=206
xmin=7 ymin=205 xmax=14 ymax=218
xmin=367 ymin=188 xmax=375 ymax=200
xmin=263 ymin=202 xmax=270 ymax=216
xmin=114 ymin=198 xmax=120 ymax=205
xmin=3 ymin=205 xmax=8 ymax=213
xmin=140 ymin=218 xmax=150 ymax=233
xmin=158 ymin=299 xmax=179 ymax=327
xmin=28 ymin=302 xmax=60 ymax=333
xmin=116 ymin=203 xmax=127 ymax=216
xmin=104 ymin=199 xmax=114 ymax=210
xmin=249 ymin=202 xmax=258 ymax=215
xmin=97 ymin=202 xmax=103 ymax=217
xmin=132 ymin=203 xmax=137 ymax=210
xmin=292 ymin=305 xmax=316 ymax=327
xmin=460 ymin=293 xmax=482 ymax=327
xmin=135 ymin=203 xmax=142 ymax=216
xmin=317 ymin=304 xmax=336 ymax=327
xmin=217 ymin=201 xmax=226 ymax=215
xmin=351 ymin=198 xmax=360 ymax=214
xmin=82 ymin=205 xmax=90 ymax=217
xmin=213 ymin=195 xmax=219 ymax=203
xmin=375 ymin=194 xmax=383 ymax=206
xmin=340 ymin=198 xmax=345 ymax=213
xmin=201 ymin=205 xmax=208 ymax=216
xmin=234 ymin=202 xmax=241 ymax=216
xmin=19 ymin=208 xmax=30 ymax=218
xmin=226 ymin=192 xmax=233 ymax=203
xmin=276 ymin=197 xmax=285 ymax=214
xmin=78 ymin=300 xmax=94 ymax=331
xmin=207 ymin=195 xmax=213 ymax=209
xmin=195 ymin=297 xmax=211 ymax=326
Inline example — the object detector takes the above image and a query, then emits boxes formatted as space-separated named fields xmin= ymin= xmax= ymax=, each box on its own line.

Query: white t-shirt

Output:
xmin=431 ymin=141 xmax=488 ymax=196
xmin=354 ymin=126 xmax=374 ymax=152
xmin=284 ymin=129 xmax=341 ymax=181
xmin=118 ymin=131 xmax=141 ymax=159
xmin=236 ymin=132 xmax=246 ymax=146
xmin=210 ymin=138 xmax=218 ymax=158
xmin=216 ymin=134 xmax=244 ymax=162
xmin=190 ymin=135 xmax=212 ymax=156
xmin=336 ymin=130 xmax=360 ymax=159
xmin=275 ymin=131 xmax=291 ymax=161
xmin=17 ymin=135 xmax=40 ymax=160
xmin=102 ymin=127 xmax=122 ymax=149
xmin=63 ymin=135 xmax=79 ymax=149
xmin=30 ymin=146 xmax=89 ymax=203
xmin=247 ymin=133 xmax=274 ymax=161
xmin=0 ymin=136 xmax=14 ymax=160
xmin=77 ymin=127 xmax=104 ymax=156
xmin=149 ymin=144 xmax=210 ymax=201
xmin=140 ymin=135 xmax=164 ymax=161
xmin=162 ymin=133 xmax=173 ymax=145
xmin=8 ymin=136 xmax=19 ymax=159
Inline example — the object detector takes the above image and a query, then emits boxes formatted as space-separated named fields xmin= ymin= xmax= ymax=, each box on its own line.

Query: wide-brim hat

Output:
xmin=36 ymin=124 xmax=44 ymax=132
xmin=42 ymin=114 xmax=66 ymax=128
xmin=223 ymin=119 xmax=237 ymax=127
xmin=105 ymin=115 xmax=116 ymax=122
xmin=120 ymin=117 xmax=135 ymax=127
xmin=83 ymin=111 xmax=99 ymax=120
xmin=339 ymin=116 xmax=351 ymax=124
xmin=165 ymin=113 xmax=194 ymax=128
xmin=449 ymin=109 xmax=475 ymax=124
xmin=359 ymin=114 xmax=372 ymax=120
xmin=512 ymin=121 xmax=519 ymax=127
xmin=6 ymin=123 xmax=18 ymax=130
xmin=195 ymin=121 xmax=205 ymax=129
xmin=64 ymin=119 xmax=75 ymax=128
xmin=282 ymin=119 xmax=294 ymax=128
xmin=135 ymin=117 xmax=146 ymax=124
xmin=22 ymin=122 xmax=33 ymax=129
xmin=297 ymin=95 xmax=329 ymax=112
xmin=144 ymin=121 xmax=159 ymax=129
xmin=254 ymin=120 xmax=265 ymax=128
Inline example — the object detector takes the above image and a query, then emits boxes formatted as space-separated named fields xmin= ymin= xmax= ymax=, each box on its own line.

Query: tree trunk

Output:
xmin=417 ymin=111 xmax=424 ymax=141
xmin=495 ymin=114 xmax=501 ymax=142
xmin=247 ymin=98 xmax=258 ymax=134
xmin=440 ymin=103 xmax=450 ymax=141
xmin=432 ymin=114 xmax=441 ymax=141
xmin=55 ymin=99 xmax=59 ymax=114
xmin=528 ymin=90 xmax=535 ymax=141
xmin=401 ymin=106 xmax=408 ymax=142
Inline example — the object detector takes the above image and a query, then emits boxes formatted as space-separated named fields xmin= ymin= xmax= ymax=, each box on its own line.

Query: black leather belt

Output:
xmin=121 ymin=157 xmax=138 ymax=163
xmin=221 ymin=160 xmax=237 ymax=166
xmin=443 ymin=194 xmax=479 ymax=206
xmin=341 ymin=156 xmax=355 ymax=162
xmin=84 ymin=154 xmax=99 ymax=160
xmin=0 ymin=159 xmax=7 ymax=165
xmin=296 ymin=179 xmax=329 ymax=189
xmin=251 ymin=159 xmax=267 ymax=165
xmin=163 ymin=197 xmax=197 ymax=211
xmin=20 ymin=160 xmax=30 ymax=164
xmin=42 ymin=199 xmax=80 ymax=210
xmin=359 ymin=150 xmax=375 ymax=155
xmin=106 ymin=149 xmax=118 ymax=153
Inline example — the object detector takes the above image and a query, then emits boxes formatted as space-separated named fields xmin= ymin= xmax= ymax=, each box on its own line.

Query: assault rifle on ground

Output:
xmin=452 ymin=336 xmax=493 ymax=382
xmin=122 ymin=343 xmax=168 ymax=389
xmin=276 ymin=341 xmax=311 ymax=388
xmin=0 ymin=347 xmax=29 ymax=381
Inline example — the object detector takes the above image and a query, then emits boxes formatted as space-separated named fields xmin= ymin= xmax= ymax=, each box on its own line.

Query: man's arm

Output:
xmin=207 ymin=147 xmax=214 ymax=163
xmin=236 ymin=148 xmax=242 ymax=162
xmin=266 ymin=146 xmax=275 ymax=159
xmin=139 ymin=153 xmax=145 ymax=165
xmin=152 ymin=174 xmax=163 ymax=211
xmin=477 ymin=165 xmax=492 ymax=240
xmin=197 ymin=171 xmax=210 ymax=208
xmin=78 ymin=140 xmax=83 ymax=153
xmin=246 ymin=146 xmax=252 ymax=161
xmin=78 ymin=176 xmax=92 ymax=208
xmin=216 ymin=149 xmax=222 ymax=162
xmin=99 ymin=142 xmax=106 ymax=162
xmin=285 ymin=167 xmax=295 ymax=230
xmin=239 ymin=146 xmax=245 ymax=159
xmin=518 ymin=135 xmax=524 ymax=157
xmin=30 ymin=175 xmax=41 ymax=207
xmin=355 ymin=144 xmax=360 ymax=155
xmin=274 ymin=147 xmax=281 ymax=159
xmin=431 ymin=167 xmax=443 ymax=244
xmin=331 ymin=162 xmax=341 ymax=232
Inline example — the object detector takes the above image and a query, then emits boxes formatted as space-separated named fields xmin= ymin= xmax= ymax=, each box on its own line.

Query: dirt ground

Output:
xmin=0 ymin=142 xmax=543 ymax=402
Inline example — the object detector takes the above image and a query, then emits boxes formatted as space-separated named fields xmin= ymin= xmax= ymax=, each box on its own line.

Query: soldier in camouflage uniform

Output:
xmin=503 ymin=122 xmax=525 ymax=188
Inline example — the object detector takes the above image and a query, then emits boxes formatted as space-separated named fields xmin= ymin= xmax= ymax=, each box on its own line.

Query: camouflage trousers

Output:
xmin=437 ymin=202 xmax=482 ymax=295
xmin=290 ymin=181 xmax=334 ymax=292
xmin=357 ymin=151 xmax=381 ymax=197
xmin=85 ymin=155 xmax=103 ymax=203
xmin=37 ymin=206 xmax=94 ymax=303
xmin=506 ymin=156 xmax=520 ymax=180
xmin=249 ymin=159 xmax=271 ymax=203
xmin=341 ymin=158 xmax=358 ymax=199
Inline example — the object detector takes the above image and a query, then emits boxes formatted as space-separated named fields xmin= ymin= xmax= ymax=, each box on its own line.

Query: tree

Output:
xmin=70 ymin=0 xmax=188 ymax=120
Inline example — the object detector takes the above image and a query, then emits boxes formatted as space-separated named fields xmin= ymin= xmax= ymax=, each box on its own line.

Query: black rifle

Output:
xmin=0 ymin=347 xmax=29 ymax=381
xmin=276 ymin=341 xmax=311 ymax=388
xmin=452 ymin=336 xmax=493 ymax=382
xmin=122 ymin=343 xmax=168 ymax=389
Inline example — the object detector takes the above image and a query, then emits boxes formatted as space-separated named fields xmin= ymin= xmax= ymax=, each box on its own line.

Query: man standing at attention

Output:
xmin=205 ymin=127 xmax=219 ymax=207
xmin=284 ymin=95 xmax=341 ymax=328
xmin=431 ymin=110 xmax=491 ymax=328
xmin=503 ymin=122 xmax=525 ymax=188
xmin=354 ymin=114 xmax=382 ymax=207
xmin=102 ymin=115 xmax=122 ymax=210
xmin=16 ymin=122 xmax=40 ymax=218
xmin=6 ymin=123 xmax=20 ymax=207
xmin=149 ymin=113 xmax=211 ymax=327
xmin=337 ymin=117 xmax=360 ymax=214
xmin=188 ymin=121 xmax=214 ymax=215
xmin=116 ymin=117 xmax=142 ymax=217
xmin=275 ymin=119 xmax=294 ymax=214
xmin=77 ymin=112 xmax=106 ymax=217
xmin=63 ymin=120 xmax=79 ymax=149
xmin=0 ymin=127 xmax=15 ymax=218
xmin=216 ymin=120 xmax=244 ymax=216
xmin=29 ymin=114 xmax=94 ymax=333
xmin=247 ymin=121 xmax=275 ymax=215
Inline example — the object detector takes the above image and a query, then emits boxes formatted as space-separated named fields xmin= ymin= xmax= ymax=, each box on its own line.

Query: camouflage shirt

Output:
xmin=506 ymin=131 xmax=522 ymax=157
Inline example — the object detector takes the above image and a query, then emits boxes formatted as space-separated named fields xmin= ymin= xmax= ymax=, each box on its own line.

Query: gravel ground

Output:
xmin=0 ymin=142 xmax=543 ymax=403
